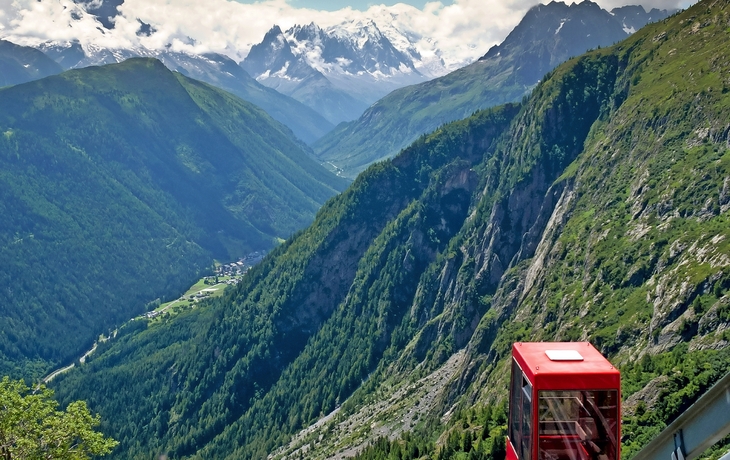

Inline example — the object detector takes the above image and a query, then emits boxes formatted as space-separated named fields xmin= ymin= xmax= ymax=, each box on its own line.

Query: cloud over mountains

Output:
xmin=0 ymin=0 xmax=693 ymax=69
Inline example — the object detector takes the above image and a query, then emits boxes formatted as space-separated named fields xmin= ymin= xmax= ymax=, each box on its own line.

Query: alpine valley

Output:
xmin=0 ymin=1 xmax=673 ymax=146
xmin=0 ymin=58 xmax=347 ymax=378
xmin=1 ymin=0 xmax=451 ymax=142
xmin=35 ymin=1 xmax=730 ymax=460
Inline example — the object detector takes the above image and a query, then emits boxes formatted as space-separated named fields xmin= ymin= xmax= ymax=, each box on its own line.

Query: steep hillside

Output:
xmin=0 ymin=40 xmax=63 ymax=87
xmin=53 ymin=101 xmax=520 ymax=459
xmin=313 ymin=1 xmax=674 ymax=178
xmin=0 ymin=58 xmax=346 ymax=378
xmin=299 ymin=2 xmax=730 ymax=457
xmin=53 ymin=1 xmax=730 ymax=459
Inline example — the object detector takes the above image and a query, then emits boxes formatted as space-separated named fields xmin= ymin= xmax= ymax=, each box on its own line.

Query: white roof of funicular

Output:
xmin=545 ymin=349 xmax=584 ymax=361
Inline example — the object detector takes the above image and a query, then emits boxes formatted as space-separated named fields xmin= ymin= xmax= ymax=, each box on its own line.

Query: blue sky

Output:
xmin=241 ymin=0 xmax=453 ymax=11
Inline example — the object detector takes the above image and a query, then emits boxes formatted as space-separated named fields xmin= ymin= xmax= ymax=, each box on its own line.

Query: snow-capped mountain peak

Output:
xmin=290 ymin=22 xmax=326 ymax=42
xmin=257 ymin=20 xmax=417 ymax=78
xmin=240 ymin=18 xmax=436 ymax=125
xmin=264 ymin=26 xmax=290 ymax=53
xmin=328 ymin=19 xmax=383 ymax=47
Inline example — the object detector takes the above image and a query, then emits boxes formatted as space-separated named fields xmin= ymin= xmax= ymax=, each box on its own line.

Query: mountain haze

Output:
xmin=0 ymin=40 xmax=63 ymax=87
xmin=0 ymin=58 xmax=346 ymax=378
xmin=313 ymin=1 xmax=676 ymax=178
xmin=49 ymin=1 xmax=730 ymax=459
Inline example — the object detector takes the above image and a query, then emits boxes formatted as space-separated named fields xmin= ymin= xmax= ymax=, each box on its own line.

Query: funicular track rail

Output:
xmin=631 ymin=370 xmax=730 ymax=460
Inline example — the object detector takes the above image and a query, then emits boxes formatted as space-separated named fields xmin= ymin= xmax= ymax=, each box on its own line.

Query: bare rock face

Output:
xmin=623 ymin=374 xmax=670 ymax=417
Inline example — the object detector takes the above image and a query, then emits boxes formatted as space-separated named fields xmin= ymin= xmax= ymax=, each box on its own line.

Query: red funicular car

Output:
xmin=507 ymin=342 xmax=621 ymax=460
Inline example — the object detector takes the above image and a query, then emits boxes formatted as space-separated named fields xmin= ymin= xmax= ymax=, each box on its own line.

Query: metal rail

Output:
xmin=631 ymin=370 xmax=730 ymax=460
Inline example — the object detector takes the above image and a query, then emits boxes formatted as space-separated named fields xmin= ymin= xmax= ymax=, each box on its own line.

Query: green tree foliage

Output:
xmin=352 ymin=405 xmax=507 ymax=460
xmin=0 ymin=377 xmax=117 ymax=459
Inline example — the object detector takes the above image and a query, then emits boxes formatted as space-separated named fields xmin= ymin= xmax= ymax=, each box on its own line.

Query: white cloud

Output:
xmin=0 ymin=0 xmax=696 ymax=68
xmin=596 ymin=0 xmax=693 ymax=9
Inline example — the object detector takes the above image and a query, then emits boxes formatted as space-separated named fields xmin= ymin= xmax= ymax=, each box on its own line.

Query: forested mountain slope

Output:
xmin=312 ymin=1 xmax=674 ymax=178
xmin=54 ymin=1 xmax=730 ymax=459
xmin=0 ymin=58 xmax=347 ymax=378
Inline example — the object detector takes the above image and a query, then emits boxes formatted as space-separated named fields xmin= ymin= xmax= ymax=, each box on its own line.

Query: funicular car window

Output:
xmin=509 ymin=359 xmax=523 ymax=453
xmin=538 ymin=390 xmax=618 ymax=460
xmin=521 ymin=374 xmax=533 ymax=460
xmin=509 ymin=359 xmax=533 ymax=460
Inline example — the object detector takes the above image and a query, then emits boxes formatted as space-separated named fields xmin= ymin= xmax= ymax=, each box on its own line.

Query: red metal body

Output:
xmin=506 ymin=342 xmax=621 ymax=460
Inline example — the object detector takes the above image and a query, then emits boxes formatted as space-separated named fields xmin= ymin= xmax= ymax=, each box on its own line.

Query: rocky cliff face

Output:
xmin=611 ymin=5 xmax=679 ymax=33
xmin=277 ymin=3 xmax=730 ymax=457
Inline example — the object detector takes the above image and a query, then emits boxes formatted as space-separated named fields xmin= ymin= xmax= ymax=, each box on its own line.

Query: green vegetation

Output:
xmin=182 ymin=56 xmax=335 ymax=144
xmin=0 ymin=377 xmax=117 ymax=459
xmin=620 ymin=346 xmax=730 ymax=459
xmin=0 ymin=58 xmax=346 ymax=379
xmin=52 ymin=103 xmax=519 ymax=459
xmin=312 ymin=58 xmax=530 ymax=178
xmin=351 ymin=404 xmax=507 ymax=460
xmin=49 ymin=1 xmax=730 ymax=459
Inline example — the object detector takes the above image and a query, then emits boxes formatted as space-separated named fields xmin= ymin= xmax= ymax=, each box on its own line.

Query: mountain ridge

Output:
xmin=313 ymin=1 xmax=676 ymax=178
xmin=0 ymin=39 xmax=63 ymax=87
